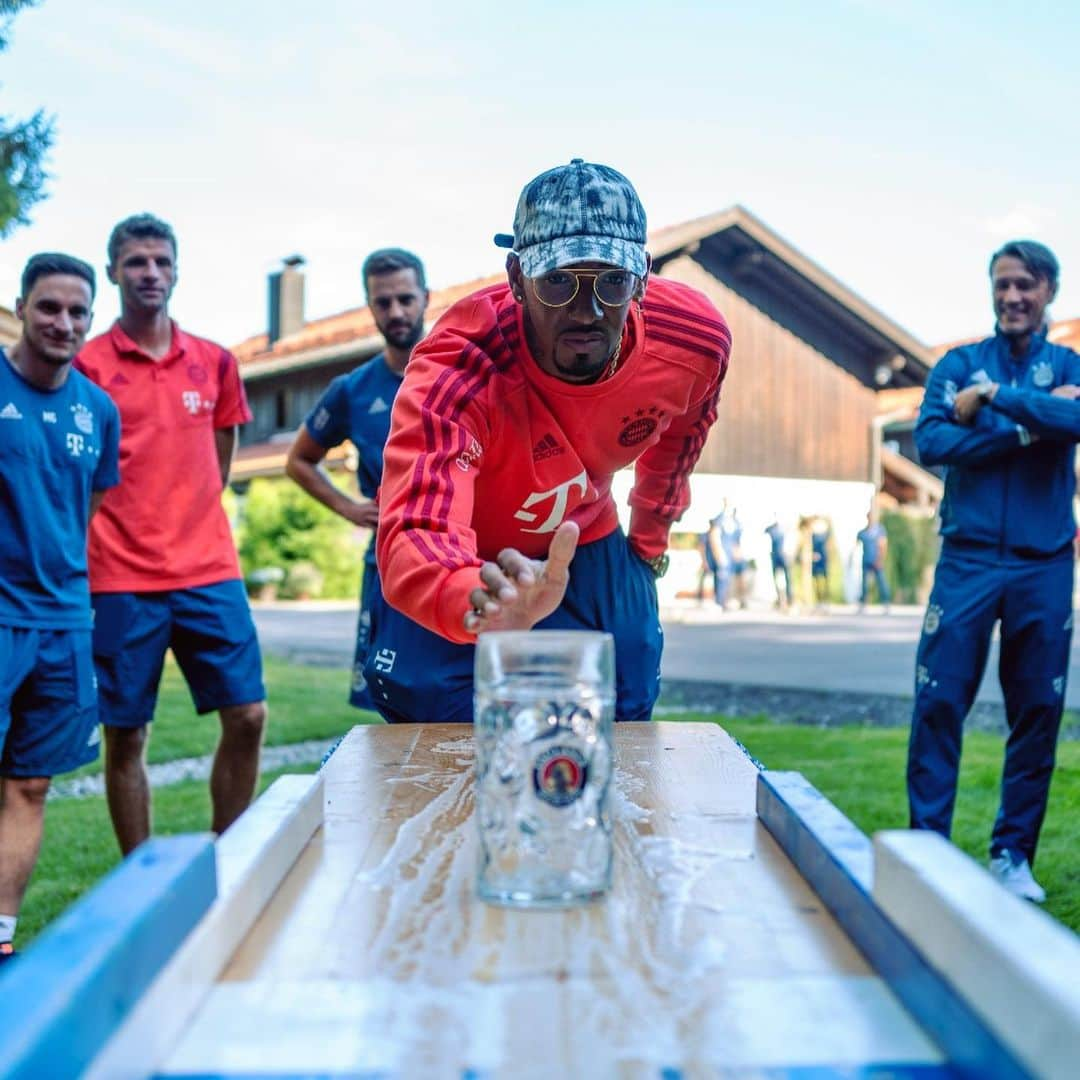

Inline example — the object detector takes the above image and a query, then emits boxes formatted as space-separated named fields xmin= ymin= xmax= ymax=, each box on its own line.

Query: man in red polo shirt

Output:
xmin=77 ymin=214 xmax=267 ymax=854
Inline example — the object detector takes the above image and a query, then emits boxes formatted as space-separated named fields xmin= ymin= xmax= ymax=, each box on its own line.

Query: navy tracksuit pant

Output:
xmin=364 ymin=529 xmax=664 ymax=724
xmin=907 ymin=545 xmax=1073 ymax=864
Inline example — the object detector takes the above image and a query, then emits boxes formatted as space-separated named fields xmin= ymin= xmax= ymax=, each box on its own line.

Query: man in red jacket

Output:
xmin=368 ymin=160 xmax=731 ymax=723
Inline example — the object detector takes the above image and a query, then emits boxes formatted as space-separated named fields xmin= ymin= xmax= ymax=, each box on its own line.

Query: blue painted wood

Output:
xmin=757 ymin=771 xmax=1031 ymax=1080
xmin=0 ymin=833 xmax=217 ymax=1080
xmin=154 ymin=1066 xmax=960 ymax=1078
xmin=658 ymin=1068 xmax=960 ymax=1079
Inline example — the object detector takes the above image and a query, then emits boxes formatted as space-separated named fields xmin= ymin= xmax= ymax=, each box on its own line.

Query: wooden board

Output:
xmin=160 ymin=723 xmax=941 ymax=1076
xmin=875 ymin=830 xmax=1080 ymax=1080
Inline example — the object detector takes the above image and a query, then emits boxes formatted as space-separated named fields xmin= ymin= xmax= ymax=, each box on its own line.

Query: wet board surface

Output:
xmin=159 ymin=722 xmax=942 ymax=1077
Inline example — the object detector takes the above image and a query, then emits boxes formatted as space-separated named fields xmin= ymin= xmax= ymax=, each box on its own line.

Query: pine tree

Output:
xmin=0 ymin=0 xmax=54 ymax=237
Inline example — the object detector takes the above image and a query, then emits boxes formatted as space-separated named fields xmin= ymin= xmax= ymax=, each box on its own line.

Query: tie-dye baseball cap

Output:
xmin=494 ymin=159 xmax=648 ymax=278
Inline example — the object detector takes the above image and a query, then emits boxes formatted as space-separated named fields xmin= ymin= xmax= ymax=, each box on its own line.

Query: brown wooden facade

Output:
xmin=660 ymin=256 xmax=877 ymax=482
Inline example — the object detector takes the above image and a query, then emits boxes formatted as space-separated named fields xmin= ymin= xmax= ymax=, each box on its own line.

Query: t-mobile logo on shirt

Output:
xmin=513 ymin=470 xmax=587 ymax=534
xmin=182 ymin=390 xmax=201 ymax=415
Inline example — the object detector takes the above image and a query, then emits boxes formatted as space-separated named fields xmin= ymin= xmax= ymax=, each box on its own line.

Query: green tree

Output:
xmin=1 ymin=0 xmax=54 ymax=237
xmin=235 ymin=477 xmax=365 ymax=600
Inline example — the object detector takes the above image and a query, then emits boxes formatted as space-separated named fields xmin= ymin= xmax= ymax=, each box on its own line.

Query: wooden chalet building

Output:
xmin=232 ymin=207 xmax=947 ymax=598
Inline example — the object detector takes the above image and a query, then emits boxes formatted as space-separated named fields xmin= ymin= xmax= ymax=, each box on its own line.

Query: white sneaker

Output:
xmin=988 ymin=850 xmax=1046 ymax=903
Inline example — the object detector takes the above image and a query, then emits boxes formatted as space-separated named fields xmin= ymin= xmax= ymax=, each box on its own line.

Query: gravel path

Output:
xmin=48 ymin=738 xmax=339 ymax=800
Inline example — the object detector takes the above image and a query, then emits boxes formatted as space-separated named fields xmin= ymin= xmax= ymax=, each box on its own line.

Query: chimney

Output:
xmin=267 ymin=255 xmax=306 ymax=345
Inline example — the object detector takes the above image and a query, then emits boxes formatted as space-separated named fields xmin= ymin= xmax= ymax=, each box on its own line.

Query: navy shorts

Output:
xmin=0 ymin=625 xmax=100 ymax=778
xmin=364 ymin=529 xmax=664 ymax=724
xmin=349 ymin=559 xmax=378 ymax=711
xmin=92 ymin=580 xmax=265 ymax=728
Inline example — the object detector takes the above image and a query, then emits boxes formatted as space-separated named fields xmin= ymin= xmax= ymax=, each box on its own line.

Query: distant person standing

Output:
xmin=909 ymin=239 xmax=1080 ymax=902
xmin=77 ymin=214 xmax=266 ymax=855
xmin=856 ymin=511 xmax=891 ymax=609
xmin=286 ymin=249 xmax=429 ymax=709
xmin=810 ymin=516 xmax=831 ymax=609
xmin=0 ymin=254 xmax=120 ymax=961
xmin=765 ymin=515 xmax=793 ymax=609
xmin=718 ymin=501 xmax=749 ymax=609
xmin=705 ymin=515 xmax=729 ymax=606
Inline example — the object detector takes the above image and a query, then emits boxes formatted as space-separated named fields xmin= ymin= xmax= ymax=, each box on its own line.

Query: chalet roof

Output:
xmin=234 ymin=205 xmax=937 ymax=385
xmin=649 ymin=206 xmax=934 ymax=383
xmin=1048 ymin=317 xmax=1080 ymax=351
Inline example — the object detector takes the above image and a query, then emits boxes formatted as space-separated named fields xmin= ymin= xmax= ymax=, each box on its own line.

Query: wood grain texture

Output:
xmin=875 ymin=830 xmax=1080 ymax=1080
xmin=163 ymin=724 xmax=939 ymax=1076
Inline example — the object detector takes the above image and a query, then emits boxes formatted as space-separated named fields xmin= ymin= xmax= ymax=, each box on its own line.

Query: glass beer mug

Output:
xmin=473 ymin=630 xmax=615 ymax=907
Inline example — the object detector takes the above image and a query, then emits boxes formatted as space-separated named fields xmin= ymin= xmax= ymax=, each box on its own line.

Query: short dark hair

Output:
xmin=21 ymin=252 xmax=96 ymax=300
xmin=107 ymin=213 xmax=178 ymax=266
xmin=990 ymin=240 xmax=1059 ymax=288
xmin=361 ymin=248 xmax=426 ymax=294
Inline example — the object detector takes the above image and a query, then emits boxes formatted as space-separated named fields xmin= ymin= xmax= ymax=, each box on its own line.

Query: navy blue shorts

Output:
xmin=364 ymin=529 xmax=664 ymax=724
xmin=0 ymin=625 xmax=100 ymax=777
xmin=349 ymin=559 xmax=378 ymax=711
xmin=92 ymin=580 xmax=265 ymax=728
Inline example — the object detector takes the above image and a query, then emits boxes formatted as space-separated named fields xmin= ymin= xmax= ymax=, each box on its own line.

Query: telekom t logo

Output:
xmin=182 ymin=391 xmax=201 ymax=415
xmin=66 ymin=433 xmax=84 ymax=457
xmin=513 ymin=470 xmax=587 ymax=534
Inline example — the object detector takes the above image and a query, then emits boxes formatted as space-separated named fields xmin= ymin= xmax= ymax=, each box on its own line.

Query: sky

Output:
xmin=1 ymin=0 xmax=1078 ymax=350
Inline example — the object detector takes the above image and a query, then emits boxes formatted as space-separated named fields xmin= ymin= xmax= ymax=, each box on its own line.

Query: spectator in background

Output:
xmin=286 ymin=248 xmax=429 ymax=710
xmin=857 ymin=509 xmax=891 ymax=610
xmin=706 ymin=514 xmax=730 ymax=606
xmin=908 ymin=239 xmax=1080 ymax=902
xmin=77 ymin=214 xmax=265 ymax=855
xmin=765 ymin=514 xmax=793 ymax=610
xmin=717 ymin=501 xmax=749 ymax=609
xmin=0 ymin=254 xmax=120 ymax=962
xmin=810 ymin=516 xmax=831 ymax=610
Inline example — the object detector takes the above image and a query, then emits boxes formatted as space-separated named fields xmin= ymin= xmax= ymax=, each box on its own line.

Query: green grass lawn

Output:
xmin=717 ymin=715 xmax=1080 ymax=934
xmin=17 ymin=662 xmax=1079 ymax=948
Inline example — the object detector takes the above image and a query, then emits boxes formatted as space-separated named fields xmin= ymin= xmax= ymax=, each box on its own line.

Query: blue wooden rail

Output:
xmin=0 ymin=833 xmax=217 ymax=1079
xmin=756 ymin=770 xmax=1029 ymax=1080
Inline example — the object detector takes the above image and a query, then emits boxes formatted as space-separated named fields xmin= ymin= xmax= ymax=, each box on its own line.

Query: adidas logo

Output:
xmin=0 ymin=402 xmax=22 ymax=420
xmin=368 ymin=396 xmax=389 ymax=415
xmin=108 ymin=373 xmax=130 ymax=388
xmin=532 ymin=432 xmax=564 ymax=461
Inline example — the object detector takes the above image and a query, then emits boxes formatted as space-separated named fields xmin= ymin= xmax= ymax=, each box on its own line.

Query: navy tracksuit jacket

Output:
xmin=909 ymin=329 xmax=1080 ymax=862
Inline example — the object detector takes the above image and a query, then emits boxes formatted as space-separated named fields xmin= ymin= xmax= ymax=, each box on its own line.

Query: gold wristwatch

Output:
xmin=643 ymin=553 xmax=670 ymax=578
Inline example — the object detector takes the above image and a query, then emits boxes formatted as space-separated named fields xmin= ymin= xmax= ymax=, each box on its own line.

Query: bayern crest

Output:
xmin=1032 ymin=361 xmax=1054 ymax=388
xmin=72 ymin=403 xmax=94 ymax=434
xmin=533 ymin=745 xmax=588 ymax=807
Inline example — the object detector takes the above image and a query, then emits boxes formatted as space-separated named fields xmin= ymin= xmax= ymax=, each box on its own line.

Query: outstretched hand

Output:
xmin=463 ymin=521 xmax=580 ymax=635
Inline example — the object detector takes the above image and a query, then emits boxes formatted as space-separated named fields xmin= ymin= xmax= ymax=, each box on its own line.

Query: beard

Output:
xmin=382 ymin=319 xmax=425 ymax=350
xmin=553 ymin=349 xmax=609 ymax=382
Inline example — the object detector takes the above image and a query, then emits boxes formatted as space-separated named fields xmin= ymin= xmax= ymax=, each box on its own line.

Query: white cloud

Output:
xmin=980 ymin=202 xmax=1056 ymax=239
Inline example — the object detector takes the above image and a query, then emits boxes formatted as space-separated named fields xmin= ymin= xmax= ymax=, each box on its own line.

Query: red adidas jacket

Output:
xmin=378 ymin=277 xmax=731 ymax=643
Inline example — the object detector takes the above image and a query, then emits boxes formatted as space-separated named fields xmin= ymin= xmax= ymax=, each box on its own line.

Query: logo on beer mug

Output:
xmin=533 ymin=744 xmax=588 ymax=807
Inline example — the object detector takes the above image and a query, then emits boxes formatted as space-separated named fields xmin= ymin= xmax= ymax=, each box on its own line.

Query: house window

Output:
xmin=275 ymin=390 xmax=289 ymax=431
